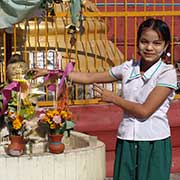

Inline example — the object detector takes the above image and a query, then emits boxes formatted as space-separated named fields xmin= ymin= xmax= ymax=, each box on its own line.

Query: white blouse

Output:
xmin=109 ymin=59 xmax=177 ymax=141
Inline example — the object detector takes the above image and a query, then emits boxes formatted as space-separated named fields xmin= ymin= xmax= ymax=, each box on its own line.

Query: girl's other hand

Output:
xmin=93 ymin=83 xmax=116 ymax=103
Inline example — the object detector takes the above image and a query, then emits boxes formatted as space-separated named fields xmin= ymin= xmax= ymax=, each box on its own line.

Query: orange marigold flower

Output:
xmin=16 ymin=115 xmax=23 ymax=122
xmin=50 ymin=123 xmax=56 ymax=129
xmin=43 ymin=116 xmax=49 ymax=122
xmin=46 ymin=111 xmax=54 ymax=118
xmin=13 ymin=118 xmax=22 ymax=130
xmin=47 ymin=119 xmax=53 ymax=124
xmin=59 ymin=123 xmax=63 ymax=127
xmin=61 ymin=111 xmax=68 ymax=119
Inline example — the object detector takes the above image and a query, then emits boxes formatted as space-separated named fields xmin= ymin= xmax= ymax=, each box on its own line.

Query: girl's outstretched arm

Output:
xmin=68 ymin=71 xmax=116 ymax=84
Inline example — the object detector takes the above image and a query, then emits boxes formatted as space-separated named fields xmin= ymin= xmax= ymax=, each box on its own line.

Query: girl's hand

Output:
xmin=93 ymin=83 xmax=117 ymax=103
xmin=26 ymin=68 xmax=48 ymax=79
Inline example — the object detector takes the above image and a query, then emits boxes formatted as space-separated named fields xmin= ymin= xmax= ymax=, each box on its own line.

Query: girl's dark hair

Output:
xmin=137 ymin=18 xmax=171 ymax=59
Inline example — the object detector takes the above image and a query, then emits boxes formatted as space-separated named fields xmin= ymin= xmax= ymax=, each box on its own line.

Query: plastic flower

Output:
xmin=5 ymin=111 xmax=25 ymax=136
xmin=61 ymin=111 xmax=68 ymax=119
xmin=50 ymin=123 xmax=56 ymax=129
xmin=12 ymin=115 xmax=23 ymax=130
xmin=38 ymin=107 xmax=75 ymax=135
xmin=53 ymin=115 xmax=62 ymax=124
xmin=2 ymin=80 xmax=44 ymax=136
xmin=39 ymin=113 xmax=46 ymax=119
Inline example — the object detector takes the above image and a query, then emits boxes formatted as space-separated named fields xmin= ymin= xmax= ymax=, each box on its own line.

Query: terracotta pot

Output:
xmin=48 ymin=134 xmax=65 ymax=154
xmin=8 ymin=135 xmax=25 ymax=157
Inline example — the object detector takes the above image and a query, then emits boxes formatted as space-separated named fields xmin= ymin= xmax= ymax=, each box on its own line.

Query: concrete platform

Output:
xmin=170 ymin=173 xmax=180 ymax=180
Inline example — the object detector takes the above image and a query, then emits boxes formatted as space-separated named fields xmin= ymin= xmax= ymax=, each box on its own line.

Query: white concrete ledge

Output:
xmin=0 ymin=131 xmax=106 ymax=180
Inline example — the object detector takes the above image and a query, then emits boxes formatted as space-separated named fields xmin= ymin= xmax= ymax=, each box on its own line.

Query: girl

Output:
xmin=32 ymin=18 xmax=177 ymax=180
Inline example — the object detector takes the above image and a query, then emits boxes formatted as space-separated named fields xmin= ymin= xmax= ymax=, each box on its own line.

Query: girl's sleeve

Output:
xmin=109 ymin=62 xmax=127 ymax=80
xmin=157 ymin=65 xmax=177 ymax=90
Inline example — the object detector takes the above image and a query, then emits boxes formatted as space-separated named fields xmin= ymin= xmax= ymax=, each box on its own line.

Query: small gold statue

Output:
xmin=6 ymin=54 xmax=28 ymax=83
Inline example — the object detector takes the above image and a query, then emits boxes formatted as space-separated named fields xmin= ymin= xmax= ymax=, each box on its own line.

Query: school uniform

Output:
xmin=109 ymin=59 xmax=177 ymax=180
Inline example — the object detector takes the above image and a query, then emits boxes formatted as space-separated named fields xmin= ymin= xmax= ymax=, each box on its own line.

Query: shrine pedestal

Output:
xmin=0 ymin=131 xmax=106 ymax=180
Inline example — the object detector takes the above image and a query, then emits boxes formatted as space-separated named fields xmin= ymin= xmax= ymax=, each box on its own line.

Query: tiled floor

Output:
xmin=105 ymin=174 xmax=180 ymax=180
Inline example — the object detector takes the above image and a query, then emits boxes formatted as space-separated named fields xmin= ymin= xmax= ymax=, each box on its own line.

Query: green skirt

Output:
xmin=113 ymin=137 xmax=172 ymax=180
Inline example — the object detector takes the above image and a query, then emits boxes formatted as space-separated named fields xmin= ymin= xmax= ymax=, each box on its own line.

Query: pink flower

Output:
xmin=53 ymin=115 xmax=61 ymax=124
xmin=39 ymin=113 xmax=46 ymax=119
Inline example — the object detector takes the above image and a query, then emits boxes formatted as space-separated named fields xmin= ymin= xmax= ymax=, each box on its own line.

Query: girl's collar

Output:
xmin=128 ymin=59 xmax=162 ymax=81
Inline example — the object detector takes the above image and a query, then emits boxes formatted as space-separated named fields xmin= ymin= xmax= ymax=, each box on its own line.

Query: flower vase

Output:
xmin=48 ymin=134 xmax=65 ymax=154
xmin=7 ymin=135 xmax=25 ymax=157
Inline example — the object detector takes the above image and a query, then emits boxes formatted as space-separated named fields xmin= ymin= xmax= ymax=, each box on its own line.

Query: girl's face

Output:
xmin=138 ymin=29 xmax=168 ymax=63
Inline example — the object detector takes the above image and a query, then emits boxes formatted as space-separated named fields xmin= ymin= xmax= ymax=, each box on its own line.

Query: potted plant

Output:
xmin=37 ymin=87 xmax=75 ymax=154
xmin=0 ymin=79 xmax=44 ymax=156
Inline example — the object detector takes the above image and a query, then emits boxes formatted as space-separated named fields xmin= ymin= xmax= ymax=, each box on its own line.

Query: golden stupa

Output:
xmin=19 ymin=2 xmax=124 ymax=71
xmin=0 ymin=1 xmax=124 ymax=79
